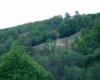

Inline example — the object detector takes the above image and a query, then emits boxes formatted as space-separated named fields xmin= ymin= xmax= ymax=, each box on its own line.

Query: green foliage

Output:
xmin=0 ymin=43 xmax=51 ymax=80
xmin=0 ymin=12 xmax=99 ymax=55
xmin=90 ymin=63 xmax=100 ymax=80
xmin=64 ymin=66 xmax=92 ymax=80
xmin=59 ymin=12 xmax=90 ymax=37
xmin=0 ymin=12 xmax=100 ymax=80
xmin=72 ymin=25 xmax=100 ymax=54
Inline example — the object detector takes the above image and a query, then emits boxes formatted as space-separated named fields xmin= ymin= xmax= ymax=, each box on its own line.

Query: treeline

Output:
xmin=0 ymin=12 xmax=99 ymax=55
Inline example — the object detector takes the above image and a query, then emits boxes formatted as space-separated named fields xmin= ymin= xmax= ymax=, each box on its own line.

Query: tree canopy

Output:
xmin=0 ymin=43 xmax=52 ymax=80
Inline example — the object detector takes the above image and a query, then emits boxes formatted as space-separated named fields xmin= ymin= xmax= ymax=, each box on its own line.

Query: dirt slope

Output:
xmin=31 ymin=32 xmax=80 ymax=53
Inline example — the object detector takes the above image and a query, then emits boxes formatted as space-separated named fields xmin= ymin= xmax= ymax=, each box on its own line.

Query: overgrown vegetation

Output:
xmin=0 ymin=12 xmax=100 ymax=80
xmin=0 ymin=43 xmax=52 ymax=80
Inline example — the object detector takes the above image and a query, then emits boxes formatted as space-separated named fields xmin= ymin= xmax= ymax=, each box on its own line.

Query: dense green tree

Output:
xmin=65 ymin=12 xmax=71 ymax=19
xmin=72 ymin=25 xmax=100 ymax=54
xmin=0 ymin=43 xmax=52 ymax=80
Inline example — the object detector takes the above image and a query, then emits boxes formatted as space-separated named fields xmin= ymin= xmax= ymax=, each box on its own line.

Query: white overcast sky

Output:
xmin=0 ymin=0 xmax=100 ymax=29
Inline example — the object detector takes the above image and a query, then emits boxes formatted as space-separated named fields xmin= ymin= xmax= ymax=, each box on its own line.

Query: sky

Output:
xmin=0 ymin=0 xmax=100 ymax=29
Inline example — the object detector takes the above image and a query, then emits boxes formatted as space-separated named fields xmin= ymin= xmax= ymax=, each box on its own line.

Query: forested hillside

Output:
xmin=0 ymin=12 xmax=100 ymax=80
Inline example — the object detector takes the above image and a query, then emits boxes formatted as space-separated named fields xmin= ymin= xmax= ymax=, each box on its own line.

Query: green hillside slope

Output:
xmin=0 ymin=12 xmax=100 ymax=80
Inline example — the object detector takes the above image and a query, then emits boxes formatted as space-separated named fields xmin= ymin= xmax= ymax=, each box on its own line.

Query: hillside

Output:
xmin=0 ymin=13 xmax=99 ymax=55
xmin=32 ymin=31 xmax=80 ymax=53
xmin=0 ymin=12 xmax=100 ymax=80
